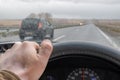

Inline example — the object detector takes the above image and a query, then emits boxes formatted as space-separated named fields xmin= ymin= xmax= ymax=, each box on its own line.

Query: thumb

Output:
xmin=39 ymin=40 xmax=53 ymax=60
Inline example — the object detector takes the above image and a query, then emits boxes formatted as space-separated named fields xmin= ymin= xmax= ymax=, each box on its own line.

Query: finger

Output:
xmin=22 ymin=41 xmax=39 ymax=48
xmin=39 ymin=39 xmax=53 ymax=58
xmin=22 ymin=41 xmax=40 ymax=53
xmin=11 ymin=42 xmax=22 ymax=50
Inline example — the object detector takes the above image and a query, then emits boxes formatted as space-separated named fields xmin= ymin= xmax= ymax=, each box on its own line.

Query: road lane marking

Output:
xmin=96 ymin=27 xmax=118 ymax=48
xmin=53 ymin=35 xmax=65 ymax=42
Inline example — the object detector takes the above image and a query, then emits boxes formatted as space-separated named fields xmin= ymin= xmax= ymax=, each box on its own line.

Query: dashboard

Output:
xmin=0 ymin=41 xmax=120 ymax=80
xmin=40 ymin=55 xmax=120 ymax=80
xmin=40 ymin=42 xmax=120 ymax=80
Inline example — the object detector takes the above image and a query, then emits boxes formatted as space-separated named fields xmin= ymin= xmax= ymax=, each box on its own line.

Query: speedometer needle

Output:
xmin=82 ymin=68 xmax=84 ymax=80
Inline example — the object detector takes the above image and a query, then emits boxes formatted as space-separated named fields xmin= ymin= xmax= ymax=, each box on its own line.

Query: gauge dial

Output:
xmin=67 ymin=68 xmax=100 ymax=80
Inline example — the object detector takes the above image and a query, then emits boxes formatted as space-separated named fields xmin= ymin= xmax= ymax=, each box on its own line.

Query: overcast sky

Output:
xmin=0 ymin=0 xmax=120 ymax=19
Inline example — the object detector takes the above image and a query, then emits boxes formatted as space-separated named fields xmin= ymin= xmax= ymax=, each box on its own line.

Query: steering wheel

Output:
xmin=40 ymin=42 xmax=120 ymax=80
xmin=50 ymin=42 xmax=120 ymax=66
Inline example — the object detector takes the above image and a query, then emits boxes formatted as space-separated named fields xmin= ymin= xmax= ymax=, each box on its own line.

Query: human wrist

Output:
xmin=0 ymin=70 xmax=21 ymax=80
xmin=11 ymin=70 xmax=28 ymax=80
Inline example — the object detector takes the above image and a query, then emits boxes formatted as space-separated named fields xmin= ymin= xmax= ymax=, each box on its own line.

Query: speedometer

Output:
xmin=67 ymin=68 xmax=100 ymax=80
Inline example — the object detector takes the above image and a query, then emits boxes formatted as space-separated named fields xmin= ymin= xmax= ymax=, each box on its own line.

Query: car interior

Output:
xmin=0 ymin=0 xmax=120 ymax=80
xmin=0 ymin=41 xmax=120 ymax=80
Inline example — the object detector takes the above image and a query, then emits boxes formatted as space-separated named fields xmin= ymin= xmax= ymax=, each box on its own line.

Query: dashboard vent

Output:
xmin=0 ymin=43 xmax=14 ymax=53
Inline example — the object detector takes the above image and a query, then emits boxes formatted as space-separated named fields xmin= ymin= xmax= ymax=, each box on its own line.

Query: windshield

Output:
xmin=0 ymin=0 xmax=120 ymax=48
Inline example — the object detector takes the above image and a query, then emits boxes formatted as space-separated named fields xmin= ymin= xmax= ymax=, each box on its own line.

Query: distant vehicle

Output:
xmin=19 ymin=18 xmax=54 ymax=40
xmin=79 ymin=22 xmax=83 ymax=26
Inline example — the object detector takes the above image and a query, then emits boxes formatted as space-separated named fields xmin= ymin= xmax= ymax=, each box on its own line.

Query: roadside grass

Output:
xmin=94 ymin=20 xmax=120 ymax=36
xmin=0 ymin=31 xmax=19 ymax=37
xmin=0 ymin=23 xmax=82 ymax=37
xmin=0 ymin=19 xmax=85 ymax=37
xmin=96 ymin=24 xmax=120 ymax=33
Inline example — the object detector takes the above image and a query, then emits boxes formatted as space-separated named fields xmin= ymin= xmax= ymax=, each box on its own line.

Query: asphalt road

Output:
xmin=0 ymin=24 xmax=118 ymax=48
xmin=53 ymin=24 xmax=117 ymax=48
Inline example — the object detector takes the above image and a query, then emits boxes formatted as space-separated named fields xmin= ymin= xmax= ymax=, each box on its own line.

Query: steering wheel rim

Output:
xmin=50 ymin=42 xmax=120 ymax=67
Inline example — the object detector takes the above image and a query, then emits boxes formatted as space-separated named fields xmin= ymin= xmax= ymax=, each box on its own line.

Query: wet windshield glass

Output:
xmin=0 ymin=0 xmax=120 ymax=48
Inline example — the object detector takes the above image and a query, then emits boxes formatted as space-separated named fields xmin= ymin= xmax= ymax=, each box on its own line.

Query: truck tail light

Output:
xmin=38 ymin=23 xmax=42 ymax=28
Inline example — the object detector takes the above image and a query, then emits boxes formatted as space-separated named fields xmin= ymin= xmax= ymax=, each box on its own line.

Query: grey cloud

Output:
xmin=19 ymin=0 xmax=49 ymax=2
xmin=14 ymin=0 xmax=120 ymax=4
xmin=0 ymin=0 xmax=120 ymax=19
xmin=61 ymin=0 xmax=120 ymax=5
xmin=2 ymin=0 xmax=50 ymax=2
xmin=2 ymin=0 xmax=120 ymax=4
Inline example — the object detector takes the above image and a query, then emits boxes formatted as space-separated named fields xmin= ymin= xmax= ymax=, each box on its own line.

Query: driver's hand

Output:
xmin=0 ymin=40 xmax=53 ymax=80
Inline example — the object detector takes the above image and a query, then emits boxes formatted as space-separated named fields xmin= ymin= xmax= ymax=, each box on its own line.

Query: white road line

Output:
xmin=53 ymin=35 xmax=65 ymax=42
xmin=96 ymin=27 xmax=118 ymax=48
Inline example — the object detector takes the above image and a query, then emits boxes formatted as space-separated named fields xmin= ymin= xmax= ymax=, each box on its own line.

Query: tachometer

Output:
xmin=67 ymin=68 xmax=100 ymax=80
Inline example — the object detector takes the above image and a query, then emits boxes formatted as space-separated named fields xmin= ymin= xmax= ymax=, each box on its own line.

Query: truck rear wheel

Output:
xmin=20 ymin=35 xmax=24 ymax=40
xmin=51 ymin=30 xmax=54 ymax=39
